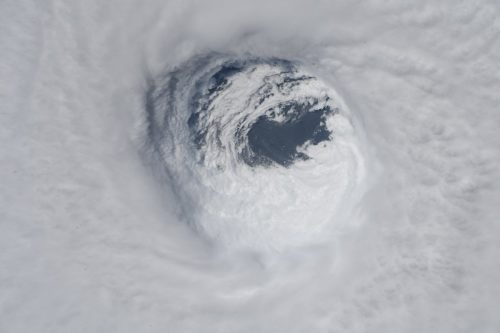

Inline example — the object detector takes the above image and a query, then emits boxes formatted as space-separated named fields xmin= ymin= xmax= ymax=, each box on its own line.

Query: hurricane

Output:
xmin=1 ymin=0 xmax=500 ymax=332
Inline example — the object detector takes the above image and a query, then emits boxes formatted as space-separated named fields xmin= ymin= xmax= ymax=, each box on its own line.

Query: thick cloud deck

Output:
xmin=2 ymin=1 xmax=500 ymax=332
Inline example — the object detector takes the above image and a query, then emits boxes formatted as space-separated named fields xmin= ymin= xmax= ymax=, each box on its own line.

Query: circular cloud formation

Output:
xmin=145 ymin=55 xmax=367 ymax=251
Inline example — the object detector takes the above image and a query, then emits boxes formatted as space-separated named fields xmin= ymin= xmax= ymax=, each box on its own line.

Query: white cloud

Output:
xmin=1 ymin=0 xmax=499 ymax=332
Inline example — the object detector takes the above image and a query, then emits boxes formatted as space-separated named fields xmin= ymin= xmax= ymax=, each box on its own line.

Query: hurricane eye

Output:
xmin=185 ymin=59 xmax=341 ymax=169
xmin=145 ymin=55 xmax=366 ymax=251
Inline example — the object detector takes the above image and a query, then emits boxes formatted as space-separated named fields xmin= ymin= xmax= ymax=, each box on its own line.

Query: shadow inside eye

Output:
xmin=208 ymin=64 xmax=243 ymax=94
xmin=244 ymin=103 xmax=334 ymax=167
